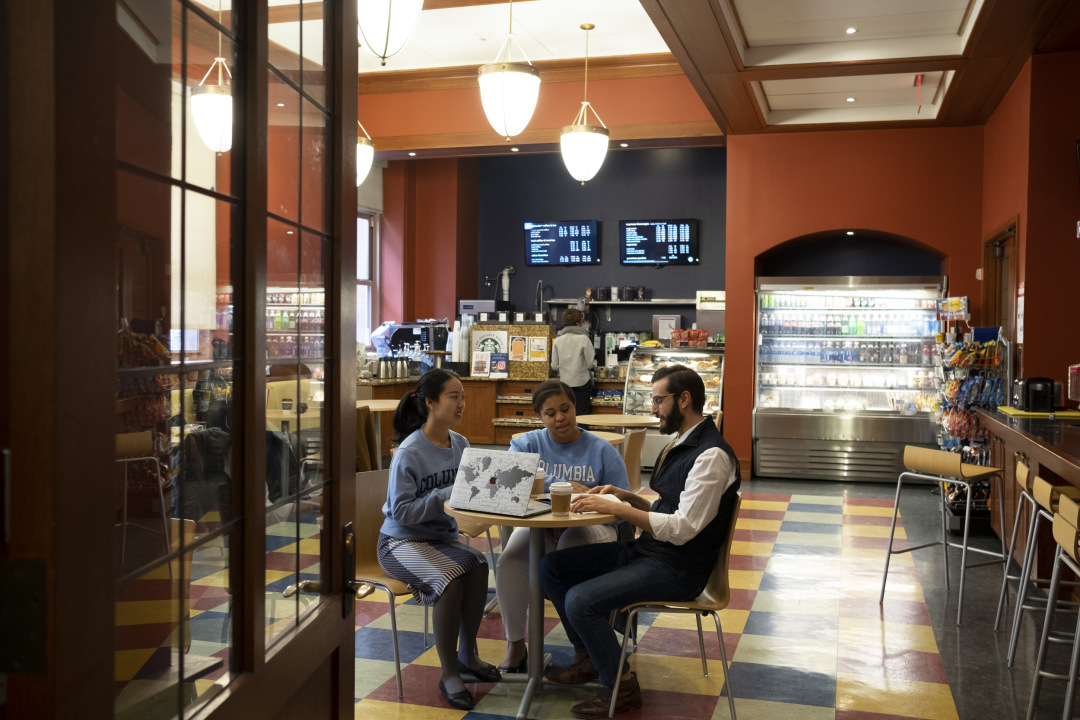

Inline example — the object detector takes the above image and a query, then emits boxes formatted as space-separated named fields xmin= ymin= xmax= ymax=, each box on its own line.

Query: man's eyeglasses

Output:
xmin=650 ymin=394 xmax=673 ymax=407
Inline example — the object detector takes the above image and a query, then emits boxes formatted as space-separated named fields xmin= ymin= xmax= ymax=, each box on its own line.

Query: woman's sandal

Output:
xmin=457 ymin=659 xmax=502 ymax=683
xmin=438 ymin=679 xmax=474 ymax=710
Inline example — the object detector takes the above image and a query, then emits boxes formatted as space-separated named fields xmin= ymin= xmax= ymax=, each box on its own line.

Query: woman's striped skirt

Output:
xmin=377 ymin=533 xmax=487 ymax=606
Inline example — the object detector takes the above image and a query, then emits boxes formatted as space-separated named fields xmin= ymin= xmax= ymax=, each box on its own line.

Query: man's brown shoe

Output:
xmin=570 ymin=672 xmax=643 ymax=718
xmin=545 ymin=655 xmax=599 ymax=685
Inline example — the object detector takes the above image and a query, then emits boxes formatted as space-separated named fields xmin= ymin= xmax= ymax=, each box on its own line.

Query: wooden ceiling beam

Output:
xmin=357 ymin=52 xmax=682 ymax=94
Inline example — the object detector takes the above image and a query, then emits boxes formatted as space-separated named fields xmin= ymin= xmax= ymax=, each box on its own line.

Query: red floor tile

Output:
xmin=843 ymin=514 xmax=898 ymax=527
xmin=366 ymin=662 xmax=496 ymax=707
xmin=734 ymin=528 xmax=779 ymax=543
xmin=636 ymin=625 xmax=736 ymax=661
xmin=116 ymin=578 xmax=176 ymax=602
xmin=740 ymin=508 xmax=788 ymax=521
xmin=741 ymin=492 xmax=792 ymax=502
xmin=726 ymin=588 xmax=757 ymax=611
xmin=844 ymin=498 xmax=898 ymax=508
xmin=115 ymin=622 xmax=178 ymax=652
xmin=729 ymin=554 xmax=770 ymax=571
xmin=615 ymin=687 xmax=722 ymax=720
xmin=836 ymin=708 xmax=938 ymax=720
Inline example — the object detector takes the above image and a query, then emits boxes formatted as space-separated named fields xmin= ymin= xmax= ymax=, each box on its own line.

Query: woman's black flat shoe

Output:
xmin=458 ymin=659 xmax=502 ymax=683
xmin=498 ymin=653 xmax=528 ymax=674
xmin=438 ymin=679 xmax=474 ymax=710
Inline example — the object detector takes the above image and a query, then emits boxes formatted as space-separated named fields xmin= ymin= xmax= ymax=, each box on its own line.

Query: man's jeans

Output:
xmin=539 ymin=541 xmax=703 ymax=686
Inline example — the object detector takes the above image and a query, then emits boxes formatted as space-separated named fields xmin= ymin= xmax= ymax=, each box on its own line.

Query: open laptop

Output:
xmin=448 ymin=448 xmax=551 ymax=518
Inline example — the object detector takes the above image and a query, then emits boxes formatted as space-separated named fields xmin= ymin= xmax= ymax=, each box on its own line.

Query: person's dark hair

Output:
xmin=391 ymin=369 xmax=460 ymax=444
xmin=562 ymin=307 xmax=583 ymax=327
xmin=531 ymin=379 xmax=576 ymax=414
xmin=652 ymin=364 xmax=705 ymax=413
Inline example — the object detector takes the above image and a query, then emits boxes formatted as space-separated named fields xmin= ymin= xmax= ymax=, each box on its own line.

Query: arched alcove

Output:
xmin=756 ymin=229 xmax=944 ymax=277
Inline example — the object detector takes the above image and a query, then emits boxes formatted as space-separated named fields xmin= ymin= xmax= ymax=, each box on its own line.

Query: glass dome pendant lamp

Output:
xmin=560 ymin=23 xmax=608 ymax=184
xmin=190 ymin=0 xmax=233 ymax=153
xmin=478 ymin=0 xmax=541 ymax=140
xmin=358 ymin=0 xmax=425 ymax=66
xmin=357 ymin=121 xmax=375 ymax=186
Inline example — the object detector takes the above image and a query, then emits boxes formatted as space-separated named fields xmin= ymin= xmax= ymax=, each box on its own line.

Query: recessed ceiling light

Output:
xmin=511 ymin=147 xmax=519 ymax=152
xmin=846 ymin=97 xmax=856 ymax=102
xmin=286 ymin=230 xmax=294 ymax=235
xmin=408 ymin=152 xmax=416 ymax=157
xmin=846 ymin=231 xmax=854 ymax=236
xmin=846 ymin=27 xmax=857 ymax=34
xmin=276 ymin=102 xmax=285 ymax=107
xmin=619 ymin=143 xmax=629 ymax=148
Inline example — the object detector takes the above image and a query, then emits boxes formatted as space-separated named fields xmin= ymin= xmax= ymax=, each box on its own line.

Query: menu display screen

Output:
xmin=619 ymin=219 xmax=700 ymax=265
xmin=524 ymin=221 xmax=600 ymax=266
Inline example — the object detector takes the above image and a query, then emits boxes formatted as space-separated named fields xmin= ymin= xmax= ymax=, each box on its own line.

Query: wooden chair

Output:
xmin=355 ymin=469 xmax=418 ymax=698
xmin=609 ymin=495 xmax=741 ymax=719
xmin=116 ymin=430 xmax=171 ymax=566
xmin=879 ymin=445 xmax=1006 ymax=626
xmin=622 ymin=428 xmax=648 ymax=493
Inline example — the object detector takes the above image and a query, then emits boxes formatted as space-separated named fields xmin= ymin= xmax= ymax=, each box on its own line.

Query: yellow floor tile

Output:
xmin=472 ymin=681 xmax=593 ymax=719
xmin=740 ymin=518 xmax=784 ymax=531
xmin=354 ymin=659 xmax=399 ymax=698
xmin=876 ymin=579 xmax=926 ymax=603
xmin=114 ymin=648 xmax=157 ymax=681
xmin=767 ymin=554 xmax=844 ymax=578
xmin=272 ymin=538 xmax=321 ymax=554
xmin=115 ymin=600 xmax=184 ymax=626
xmin=365 ymin=603 xmax=430 ymax=634
xmin=836 ymin=672 xmax=959 ymax=720
xmin=843 ymin=524 xmax=906 ymax=539
xmin=729 ymin=569 xmax=764 ymax=590
xmin=733 ymin=633 xmax=837 ymax=674
xmin=741 ymin=500 xmax=789 ymax=513
xmin=631 ymin=652 xmax=730 ymax=695
xmin=649 ymin=608 xmax=749 ymax=633
xmin=842 ymin=546 xmax=914 ymax=565
xmin=730 ymin=540 xmax=775 ymax=557
xmin=838 ymin=617 xmax=940 ymax=653
xmin=844 ymin=505 xmax=897 ymax=517
xmin=354 ymin=699 xmax=467 ymax=720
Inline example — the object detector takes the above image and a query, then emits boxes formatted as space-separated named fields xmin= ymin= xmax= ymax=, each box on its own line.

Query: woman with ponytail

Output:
xmin=376 ymin=369 xmax=499 ymax=710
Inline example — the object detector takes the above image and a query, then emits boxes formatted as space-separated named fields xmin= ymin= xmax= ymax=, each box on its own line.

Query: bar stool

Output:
xmin=1006 ymin=475 xmax=1080 ymax=666
xmin=994 ymin=460 xmax=1037 ymax=638
xmin=1026 ymin=495 xmax=1080 ymax=720
xmin=116 ymin=430 xmax=171 ymax=566
xmin=879 ymin=445 xmax=1006 ymax=626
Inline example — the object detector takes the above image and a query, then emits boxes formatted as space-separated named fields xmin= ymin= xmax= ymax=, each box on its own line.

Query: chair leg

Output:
xmin=1027 ymin=550 xmax=1065 ymax=720
xmin=938 ymin=482 xmax=951 ymax=592
xmin=424 ymin=605 xmax=430 ymax=648
xmin=385 ymin=588 xmax=403 ymax=698
xmin=484 ymin=528 xmax=498 ymax=578
xmin=609 ymin=608 xmax=639 ymax=719
xmin=879 ymin=476 xmax=905 ymax=603
xmin=696 ymin=613 xmax=708 ymax=676
xmin=155 ymin=464 xmax=171 ymax=559
xmin=1008 ymin=507 xmax=1046 ymax=667
xmin=711 ymin=612 xmax=737 ymax=720
xmin=1064 ymin=607 xmax=1080 ymax=720
xmin=994 ymin=491 xmax=1028 ymax=631
xmin=956 ymin=480 xmax=973 ymax=626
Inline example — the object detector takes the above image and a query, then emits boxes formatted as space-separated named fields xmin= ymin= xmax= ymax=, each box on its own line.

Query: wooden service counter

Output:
xmin=977 ymin=407 xmax=1080 ymax=578
xmin=358 ymin=378 xmax=627 ymax=449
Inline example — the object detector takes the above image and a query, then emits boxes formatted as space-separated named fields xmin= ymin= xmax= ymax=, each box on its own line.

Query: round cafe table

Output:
xmin=445 ymin=504 xmax=617 ymax=720
xmin=510 ymin=429 xmax=625 ymax=447
xmin=357 ymin=399 xmax=400 ymax=469
xmin=575 ymin=414 xmax=660 ymax=429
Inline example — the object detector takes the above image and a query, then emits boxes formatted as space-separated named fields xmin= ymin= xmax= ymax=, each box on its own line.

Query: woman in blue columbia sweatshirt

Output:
xmin=377 ymin=369 xmax=500 ymax=710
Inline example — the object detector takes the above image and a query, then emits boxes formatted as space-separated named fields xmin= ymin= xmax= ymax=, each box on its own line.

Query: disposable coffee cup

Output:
xmin=281 ymin=398 xmax=293 ymax=411
xmin=550 ymin=482 xmax=572 ymax=516
xmin=532 ymin=468 xmax=546 ymax=496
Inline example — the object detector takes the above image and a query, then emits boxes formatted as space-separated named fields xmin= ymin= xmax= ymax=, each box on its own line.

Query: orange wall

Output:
xmin=982 ymin=61 xmax=1030 ymax=277
xmin=360 ymin=74 xmax=714 ymax=139
xmin=1022 ymin=51 xmax=1080 ymax=382
xmin=380 ymin=158 xmax=479 ymax=324
xmin=725 ymin=127 xmax=985 ymax=462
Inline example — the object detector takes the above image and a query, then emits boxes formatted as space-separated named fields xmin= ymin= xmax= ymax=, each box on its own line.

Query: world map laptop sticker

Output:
xmin=448 ymin=448 xmax=550 ymax=518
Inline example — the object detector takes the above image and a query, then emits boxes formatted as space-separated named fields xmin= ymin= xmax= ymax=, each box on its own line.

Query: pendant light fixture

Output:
xmin=190 ymin=1 xmax=233 ymax=153
xmin=478 ymin=0 xmax=540 ymax=140
xmin=357 ymin=121 xmax=375 ymax=186
xmin=358 ymin=0 xmax=425 ymax=66
xmin=560 ymin=23 xmax=608 ymax=184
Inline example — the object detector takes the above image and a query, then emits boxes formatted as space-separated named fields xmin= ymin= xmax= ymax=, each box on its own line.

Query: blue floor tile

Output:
xmin=725 ymin=662 xmax=836 ymax=707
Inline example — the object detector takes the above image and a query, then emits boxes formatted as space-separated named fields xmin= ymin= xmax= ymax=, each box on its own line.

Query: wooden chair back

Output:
xmin=903 ymin=445 xmax=962 ymax=478
xmin=623 ymin=428 xmax=647 ymax=493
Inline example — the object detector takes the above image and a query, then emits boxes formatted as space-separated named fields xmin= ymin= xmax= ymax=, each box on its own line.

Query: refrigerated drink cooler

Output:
xmin=753 ymin=276 xmax=942 ymax=482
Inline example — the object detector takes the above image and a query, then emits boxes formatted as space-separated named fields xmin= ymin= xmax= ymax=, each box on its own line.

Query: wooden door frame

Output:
xmin=4 ymin=0 xmax=358 ymax=716
xmin=981 ymin=215 xmax=1019 ymax=340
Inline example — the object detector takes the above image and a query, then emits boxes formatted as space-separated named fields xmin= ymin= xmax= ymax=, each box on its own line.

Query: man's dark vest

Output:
xmin=633 ymin=419 xmax=741 ymax=584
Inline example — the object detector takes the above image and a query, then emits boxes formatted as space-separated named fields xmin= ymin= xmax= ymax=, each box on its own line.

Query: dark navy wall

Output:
xmin=477 ymin=147 xmax=727 ymax=332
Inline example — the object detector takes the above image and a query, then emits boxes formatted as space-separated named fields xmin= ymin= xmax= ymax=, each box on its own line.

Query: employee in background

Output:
xmin=551 ymin=307 xmax=597 ymax=417
xmin=496 ymin=380 xmax=630 ymax=673
xmin=377 ymin=369 xmax=500 ymax=711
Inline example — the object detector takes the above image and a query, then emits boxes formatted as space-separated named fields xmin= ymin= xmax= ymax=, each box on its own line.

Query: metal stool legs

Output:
xmin=1026 ymin=547 xmax=1080 ymax=719
xmin=880 ymin=471 xmax=1007 ymax=626
xmin=994 ymin=488 xmax=1037 ymax=633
